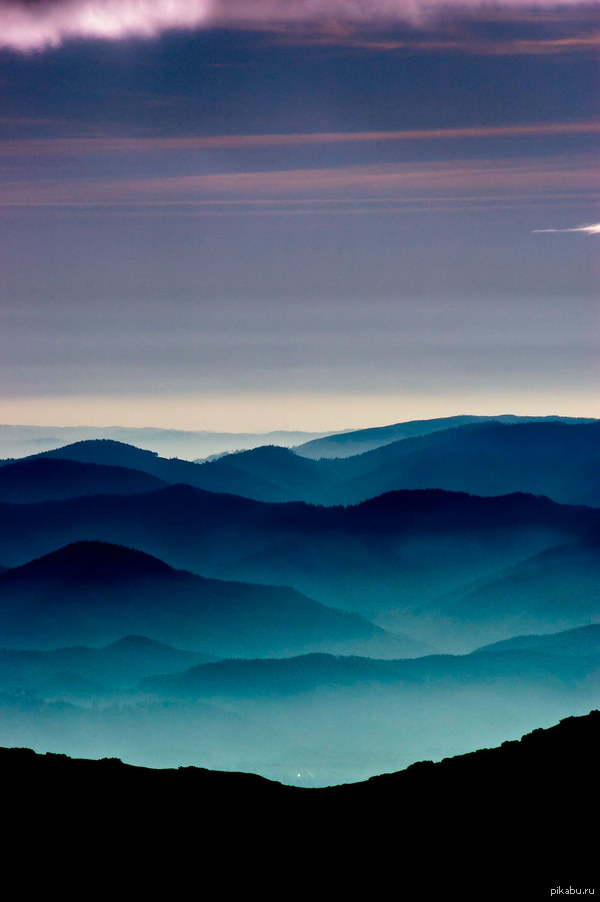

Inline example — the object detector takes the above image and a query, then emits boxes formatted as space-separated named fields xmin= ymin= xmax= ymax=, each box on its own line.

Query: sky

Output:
xmin=0 ymin=0 xmax=598 ymax=431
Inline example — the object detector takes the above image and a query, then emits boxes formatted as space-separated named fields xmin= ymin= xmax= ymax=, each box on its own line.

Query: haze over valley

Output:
xmin=0 ymin=415 xmax=598 ymax=787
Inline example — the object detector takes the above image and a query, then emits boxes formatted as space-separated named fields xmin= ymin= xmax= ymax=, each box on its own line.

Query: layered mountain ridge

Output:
xmin=6 ymin=418 xmax=599 ymax=507
xmin=0 ymin=540 xmax=423 ymax=658
xmin=0 ymin=412 xmax=597 ymax=791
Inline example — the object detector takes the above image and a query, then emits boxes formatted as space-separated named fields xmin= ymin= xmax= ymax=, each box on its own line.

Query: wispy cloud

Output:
xmin=1 ymin=120 xmax=598 ymax=157
xmin=0 ymin=0 xmax=595 ymax=52
xmin=1 ymin=154 xmax=597 ymax=210
xmin=533 ymin=222 xmax=600 ymax=234
xmin=306 ymin=29 xmax=600 ymax=55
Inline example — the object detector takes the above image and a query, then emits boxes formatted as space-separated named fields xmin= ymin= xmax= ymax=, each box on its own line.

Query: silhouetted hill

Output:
xmin=476 ymin=624 xmax=600 ymax=657
xmin=0 ymin=457 xmax=167 ymax=503
xmin=7 ymin=539 xmax=175 ymax=581
xmin=35 ymin=438 xmax=184 ymax=474
xmin=2 ymin=711 xmax=597 ymax=898
xmin=0 ymin=541 xmax=425 ymax=657
xmin=296 ymin=413 xmax=595 ymax=458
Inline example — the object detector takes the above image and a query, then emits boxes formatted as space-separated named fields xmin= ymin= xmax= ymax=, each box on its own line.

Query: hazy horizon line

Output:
xmin=0 ymin=404 xmax=597 ymax=435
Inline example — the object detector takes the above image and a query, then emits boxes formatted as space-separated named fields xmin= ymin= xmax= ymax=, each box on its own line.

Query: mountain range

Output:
xmin=0 ymin=456 xmax=167 ymax=503
xmin=0 ymin=540 xmax=424 ymax=658
xmin=14 ymin=419 xmax=600 ymax=507
xmin=0 ymin=482 xmax=597 ymax=649
xmin=0 ymin=424 xmax=331 ymax=461
xmin=0 ymin=635 xmax=217 ymax=697
xmin=295 ymin=413 xmax=597 ymax=458
xmin=0 ymin=412 xmax=598 ymax=791
xmin=0 ymin=616 xmax=596 ymax=786
xmin=142 ymin=646 xmax=599 ymax=699
xmin=477 ymin=623 xmax=600 ymax=657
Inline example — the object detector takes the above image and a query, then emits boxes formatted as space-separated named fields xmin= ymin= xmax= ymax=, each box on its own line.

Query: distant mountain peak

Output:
xmin=105 ymin=635 xmax=173 ymax=651
xmin=38 ymin=438 xmax=159 ymax=460
xmin=7 ymin=541 xmax=176 ymax=581
xmin=235 ymin=445 xmax=297 ymax=460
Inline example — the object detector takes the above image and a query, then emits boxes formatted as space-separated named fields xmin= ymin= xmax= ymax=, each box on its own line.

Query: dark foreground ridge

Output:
xmin=3 ymin=711 xmax=598 ymax=898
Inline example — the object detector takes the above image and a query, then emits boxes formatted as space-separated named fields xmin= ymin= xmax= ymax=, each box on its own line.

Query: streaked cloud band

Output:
xmin=1 ymin=120 xmax=598 ymax=157
xmin=1 ymin=154 xmax=596 ymax=208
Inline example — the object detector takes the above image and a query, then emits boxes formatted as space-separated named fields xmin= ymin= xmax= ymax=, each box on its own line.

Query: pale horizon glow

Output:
xmin=0 ymin=392 xmax=597 ymax=433
xmin=2 ymin=1 xmax=597 ymax=444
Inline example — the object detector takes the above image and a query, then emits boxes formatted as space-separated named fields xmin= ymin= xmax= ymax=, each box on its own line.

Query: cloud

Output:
xmin=533 ymin=223 xmax=600 ymax=234
xmin=1 ymin=120 xmax=598 ymax=157
xmin=0 ymin=0 xmax=594 ymax=52
xmin=1 ymin=153 xmax=596 ymax=209
xmin=308 ymin=29 xmax=600 ymax=55
xmin=0 ymin=0 xmax=211 ymax=51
